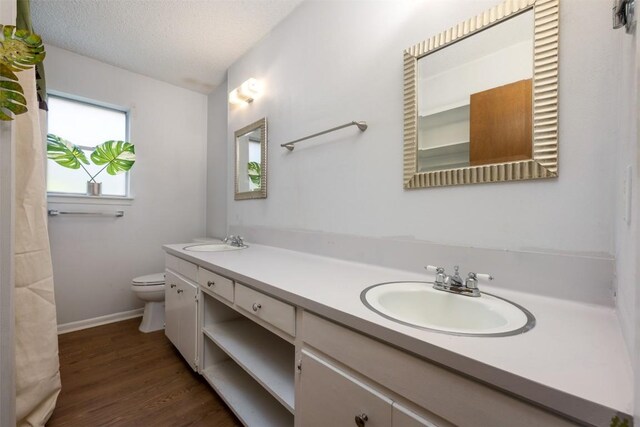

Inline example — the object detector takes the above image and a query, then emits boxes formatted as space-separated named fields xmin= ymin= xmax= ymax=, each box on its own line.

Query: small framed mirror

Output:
xmin=235 ymin=118 xmax=267 ymax=200
xmin=403 ymin=0 xmax=559 ymax=189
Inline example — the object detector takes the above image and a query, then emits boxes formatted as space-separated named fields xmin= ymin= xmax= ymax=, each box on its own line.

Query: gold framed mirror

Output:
xmin=235 ymin=118 xmax=267 ymax=200
xmin=403 ymin=0 xmax=559 ymax=189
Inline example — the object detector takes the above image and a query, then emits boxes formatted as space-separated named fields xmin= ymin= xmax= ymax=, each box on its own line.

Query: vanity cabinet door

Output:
xmin=178 ymin=279 xmax=198 ymax=370
xmin=164 ymin=269 xmax=198 ymax=371
xmin=297 ymin=349 xmax=392 ymax=427
xmin=164 ymin=270 xmax=181 ymax=350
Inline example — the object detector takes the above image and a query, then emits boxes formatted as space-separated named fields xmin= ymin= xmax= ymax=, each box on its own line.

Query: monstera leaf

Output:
xmin=1 ymin=26 xmax=45 ymax=72
xmin=0 ymin=79 xmax=26 ymax=121
xmin=247 ymin=161 xmax=261 ymax=186
xmin=91 ymin=141 xmax=136 ymax=176
xmin=0 ymin=25 xmax=45 ymax=121
xmin=47 ymin=134 xmax=90 ymax=169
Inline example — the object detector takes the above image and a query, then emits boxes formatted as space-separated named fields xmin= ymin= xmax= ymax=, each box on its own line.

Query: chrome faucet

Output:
xmin=223 ymin=235 xmax=245 ymax=248
xmin=448 ymin=265 xmax=464 ymax=287
xmin=425 ymin=265 xmax=493 ymax=297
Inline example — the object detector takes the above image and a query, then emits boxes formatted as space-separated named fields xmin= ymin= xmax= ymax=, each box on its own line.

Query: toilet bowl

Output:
xmin=131 ymin=272 xmax=166 ymax=333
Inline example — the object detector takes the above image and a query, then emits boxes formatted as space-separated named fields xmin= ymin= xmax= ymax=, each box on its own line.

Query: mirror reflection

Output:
xmin=237 ymin=129 xmax=262 ymax=192
xmin=235 ymin=118 xmax=267 ymax=200
xmin=417 ymin=10 xmax=534 ymax=173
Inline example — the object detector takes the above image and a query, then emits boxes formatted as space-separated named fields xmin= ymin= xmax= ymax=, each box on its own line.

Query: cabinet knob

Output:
xmin=207 ymin=280 xmax=215 ymax=287
xmin=170 ymin=284 xmax=176 ymax=288
xmin=177 ymin=289 xmax=183 ymax=294
xmin=252 ymin=303 xmax=262 ymax=312
xmin=355 ymin=413 xmax=368 ymax=427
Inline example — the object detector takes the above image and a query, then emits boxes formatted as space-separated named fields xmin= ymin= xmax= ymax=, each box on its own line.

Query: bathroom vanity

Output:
xmin=162 ymin=242 xmax=632 ymax=427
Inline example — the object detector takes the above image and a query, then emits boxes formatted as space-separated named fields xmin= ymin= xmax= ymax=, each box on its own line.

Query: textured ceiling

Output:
xmin=31 ymin=0 xmax=304 ymax=93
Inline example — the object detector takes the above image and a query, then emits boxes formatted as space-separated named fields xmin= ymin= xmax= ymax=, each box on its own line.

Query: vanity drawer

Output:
xmin=198 ymin=267 xmax=234 ymax=303
xmin=165 ymin=254 xmax=197 ymax=282
xmin=235 ymin=283 xmax=296 ymax=337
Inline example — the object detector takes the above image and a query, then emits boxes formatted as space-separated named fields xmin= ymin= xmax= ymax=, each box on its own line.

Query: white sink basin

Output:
xmin=361 ymin=282 xmax=534 ymax=336
xmin=183 ymin=243 xmax=247 ymax=252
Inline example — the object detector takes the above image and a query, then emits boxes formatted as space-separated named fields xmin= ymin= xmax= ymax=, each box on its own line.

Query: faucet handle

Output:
xmin=425 ymin=265 xmax=446 ymax=286
xmin=465 ymin=272 xmax=478 ymax=289
xmin=476 ymin=273 xmax=494 ymax=282
xmin=425 ymin=265 xmax=444 ymax=273
xmin=466 ymin=273 xmax=493 ymax=290
xmin=465 ymin=272 xmax=492 ymax=295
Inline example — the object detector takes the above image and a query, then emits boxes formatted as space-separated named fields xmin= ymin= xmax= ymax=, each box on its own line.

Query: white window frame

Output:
xmin=45 ymin=93 xmax=133 ymax=203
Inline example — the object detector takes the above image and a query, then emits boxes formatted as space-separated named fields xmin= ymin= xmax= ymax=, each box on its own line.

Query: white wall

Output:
xmin=45 ymin=45 xmax=208 ymax=325
xmin=224 ymin=0 xmax=618 ymax=257
xmin=206 ymin=79 xmax=228 ymax=239
xmin=219 ymin=2 xmax=638 ymax=416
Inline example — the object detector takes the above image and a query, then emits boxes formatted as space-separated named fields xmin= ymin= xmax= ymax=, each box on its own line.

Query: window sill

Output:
xmin=47 ymin=193 xmax=134 ymax=206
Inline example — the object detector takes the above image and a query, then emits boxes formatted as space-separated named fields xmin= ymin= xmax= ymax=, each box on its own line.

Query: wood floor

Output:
xmin=47 ymin=318 xmax=241 ymax=427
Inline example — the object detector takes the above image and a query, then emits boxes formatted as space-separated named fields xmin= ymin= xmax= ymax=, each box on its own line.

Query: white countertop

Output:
xmin=164 ymin=242 xmax=634 ymax=425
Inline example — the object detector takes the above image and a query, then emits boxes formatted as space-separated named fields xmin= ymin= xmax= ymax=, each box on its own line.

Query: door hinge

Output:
xmin=297 ymin=361 xmax=302 ymax=372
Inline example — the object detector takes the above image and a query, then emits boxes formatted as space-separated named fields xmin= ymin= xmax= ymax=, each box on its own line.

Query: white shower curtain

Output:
xmin=14 ymin=67 xmax=61 ymax=426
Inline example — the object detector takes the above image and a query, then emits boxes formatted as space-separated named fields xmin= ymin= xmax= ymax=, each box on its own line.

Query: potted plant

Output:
xmin=46 ymin=134 xmax=136 ymax=196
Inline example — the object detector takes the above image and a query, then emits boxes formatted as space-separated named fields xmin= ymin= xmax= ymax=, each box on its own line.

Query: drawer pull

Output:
xmin=170 ymin=284 xmax=176 ymax=288
xmin=207 ymin=280 xmax=215 ymax=287
xmin=177 ymin=289 xmax=183 ymax=294
xmin=252 ymin=303 xmax=262 ymax=312
xmin=355 ymin=413 xmax=368 ymax=427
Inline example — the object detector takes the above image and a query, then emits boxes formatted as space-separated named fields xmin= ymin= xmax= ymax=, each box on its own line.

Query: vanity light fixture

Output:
xmin=229 ymin=78 xmax=262 ymax=105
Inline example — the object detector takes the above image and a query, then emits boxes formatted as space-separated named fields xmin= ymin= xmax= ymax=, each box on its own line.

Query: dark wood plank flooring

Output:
xmin=47 ymin=318 xmax=241 ymax=427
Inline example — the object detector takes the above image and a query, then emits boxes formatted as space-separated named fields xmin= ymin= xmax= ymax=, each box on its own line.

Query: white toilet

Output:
xmin=131 ymin=272 xmax=166 ymax=333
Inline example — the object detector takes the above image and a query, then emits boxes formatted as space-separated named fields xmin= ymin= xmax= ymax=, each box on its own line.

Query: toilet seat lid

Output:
xmin=132 ymin=272 xmax=165 ymax=286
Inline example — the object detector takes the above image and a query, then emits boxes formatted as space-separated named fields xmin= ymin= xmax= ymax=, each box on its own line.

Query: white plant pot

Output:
xmin=87 ymin=181 xmax=102 ymax=196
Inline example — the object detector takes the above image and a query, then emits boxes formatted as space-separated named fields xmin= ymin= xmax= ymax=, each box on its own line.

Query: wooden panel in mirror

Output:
xmin=470 ymin=79 xmax=532 ymax=166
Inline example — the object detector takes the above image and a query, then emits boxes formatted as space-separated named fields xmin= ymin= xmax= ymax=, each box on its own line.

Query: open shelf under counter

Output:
xmin=202 ymin=359 xmax=294 ymax=427
xmin=202 ymin=318 xmax=295 ymax=413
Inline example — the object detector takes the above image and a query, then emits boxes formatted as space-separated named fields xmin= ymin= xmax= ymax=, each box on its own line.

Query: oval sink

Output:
xmin=361 ymin=281 xmax=535 ymax=337
xmin=183 ymin=243 xmax=247 ymax=252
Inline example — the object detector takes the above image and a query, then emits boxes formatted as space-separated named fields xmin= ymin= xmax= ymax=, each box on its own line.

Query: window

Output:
xmin=47 ymin=95 xmax=129 ymax=197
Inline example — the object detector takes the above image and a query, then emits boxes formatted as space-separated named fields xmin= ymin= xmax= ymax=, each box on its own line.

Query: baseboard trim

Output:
xmin=57 ymin=308 xmax=144 ymax=335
